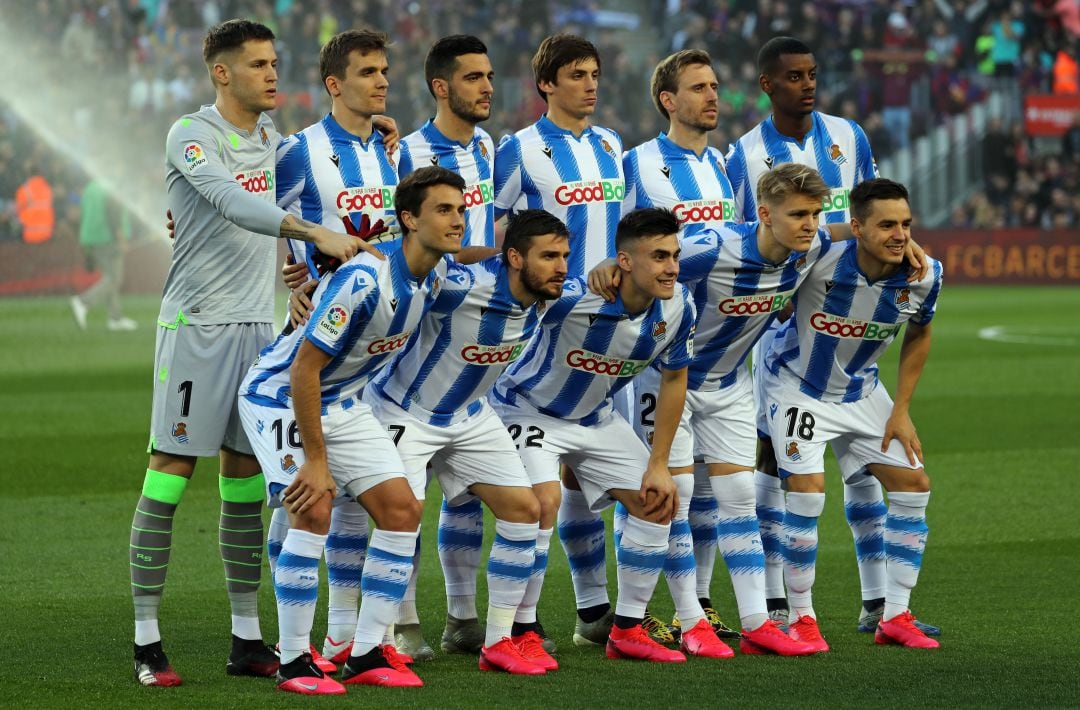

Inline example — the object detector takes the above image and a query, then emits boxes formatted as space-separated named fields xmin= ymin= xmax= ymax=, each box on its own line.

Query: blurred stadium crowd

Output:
xmin=1 ymin=0 xmax=1079 ymax=244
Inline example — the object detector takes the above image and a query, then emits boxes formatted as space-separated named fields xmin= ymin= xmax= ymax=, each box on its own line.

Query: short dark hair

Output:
xmin=425 ymin=35 xmax=488 ymax=98
xmin=757 ymin=36 xmax=813 ymax=76
xmin=202 ymin=19 xmax=275 ymax=65
xmin=320 ymin=29 xmax=390 ymax=88
xmin=616 ymin=208 xmax=679 ymax=251
xmin=850 ymin=178 xmax=911 ymax=223
xmin=502 ymin=210 xmax=569 ymax=261
xmin=395 ymin=166 xmax=466 ymax=233
xmin=651 ymin=49 xmax=713 ymax=120
xmin=532 ymin=34 xmax=600 ymax=101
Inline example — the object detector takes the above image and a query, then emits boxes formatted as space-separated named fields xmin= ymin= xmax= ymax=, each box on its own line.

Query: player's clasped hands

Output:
xmin=639 ymin=463 xmax=678 ymax=522
xmin=282 ymin=459 xmax=336 ymax=514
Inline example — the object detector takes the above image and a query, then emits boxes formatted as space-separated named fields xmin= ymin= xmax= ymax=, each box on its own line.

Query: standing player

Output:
xmin=267 ymin=29 xmax=401 ymax=671
xmin=129 ymin=19 xmax=369 ymax=687
xmin=365 ymin=210 xmax=571 ymax=674
xmin=621 ymin=48 xmax=738 ymax=640
xmin=492 ymin=208 xmax=722 ymax=663
xmin=761 ymin=178 xmax=942 ymax=651
xmin=238 ymin=167 xmax=465 ymax=694
xmin=393 ymin=34 xmax=498 ymax=658
xmin=725 ymin=37 xmax=894 ymax=631
xmin=493 ymin=34 xmax=626 ymax=644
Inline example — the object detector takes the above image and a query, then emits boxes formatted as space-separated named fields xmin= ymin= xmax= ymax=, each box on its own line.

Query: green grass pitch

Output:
xmin=2 ymin=286 xmax=1078 ymax=708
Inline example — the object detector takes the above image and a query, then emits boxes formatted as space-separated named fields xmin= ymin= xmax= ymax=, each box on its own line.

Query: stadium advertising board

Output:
xmin=1024 ymin=94 xmax=1080 ymax=136
xmin=919 ymin=229 xmax=1080 ymax=285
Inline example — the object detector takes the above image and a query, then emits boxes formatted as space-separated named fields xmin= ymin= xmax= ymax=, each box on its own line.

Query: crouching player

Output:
xmin=363 ymin=210 xmax=570 ymax=674
xmin=761 ymin=178 xmax=942 ymax=651
xmin=492 ymin=208 xmax=700 ymax=663
xmin=238 ymin=167 xmax=465 ymax=694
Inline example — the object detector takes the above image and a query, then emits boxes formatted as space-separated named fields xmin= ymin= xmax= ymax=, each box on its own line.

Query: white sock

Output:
xmin=663 ymin=473 xmax=704 ymax=627
xmin=353 ymin=528 xmax=418 ymax=656
xmin=615 ymin=515 xmax=670 ymax=620
xmin=783 ymin=492 xmax=826 ymax=620
xmin=275 ymin=529 xmax=327 ymax=664
xmin=486 ymin=520 xmax=538 ymax=646
xmin=884 ymin=490 xmax=930 ymax=621
xmin=438 ymin=497 xmax=483 ymax=619
xmin=711 ymin=471 xmax=768 ymax=629
xmin=558 ymin=485 xmax=609 ymax=609
xmin=689 ymin=462 xmax=718 ymax=599
xmin=325 ymin=502 xmax=367 ymax=643
xmin=844 ymin=474 xmax=887 ymax=603
xmin=755 ymin=470 xmax=786 ymax=600
xmin=514 ymin=528 xmax=552 ymax=624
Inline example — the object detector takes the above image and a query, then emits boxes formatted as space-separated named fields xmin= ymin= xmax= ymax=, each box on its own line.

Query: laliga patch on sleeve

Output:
xmin=183 ymin=143 xmax=208 ymax=173
xmin=316 ymin=303 xmax=350 ymax=341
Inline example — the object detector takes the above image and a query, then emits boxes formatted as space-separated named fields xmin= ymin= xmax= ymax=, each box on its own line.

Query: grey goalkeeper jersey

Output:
xmin=160 ymin=104 xmax=289 ymax=326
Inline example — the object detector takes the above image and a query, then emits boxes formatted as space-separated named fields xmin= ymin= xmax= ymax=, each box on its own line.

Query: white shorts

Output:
xmin=491 ymin=399 xmax=652 ymax=513
xmin=752 ymin=323 xmax=780 ymax=439
xmin=762 ymin=373 xmax=923 ymax=480
xmin=685 ymin=378 xmax=758 ymax=468
xmin=238 ymin=395 xmax=407 ymax=506
xmin=630 ymin=367 xmax=694 ymax=468
xmin=363 ymin=390 xmax=531 ymax=505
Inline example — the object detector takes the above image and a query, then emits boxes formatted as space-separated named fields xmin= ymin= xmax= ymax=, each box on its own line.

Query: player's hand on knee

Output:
xmin=882 ymin=409 xmax=922 ymax=466
xmin=587 ymin=258 xmax=620 ymax=302
xmin=288 ymin=280 xmax=319 ymax=329
xmin=284 ymin=460 xmax=336 ymax=514
xmin=640 ymin=464 xmax=677 ymax=521
xmin=282 ymin=254 xmax=310 ymax=290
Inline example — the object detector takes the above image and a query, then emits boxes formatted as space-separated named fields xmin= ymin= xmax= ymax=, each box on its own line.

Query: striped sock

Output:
xmin=884 ymin=491 xmax=930 ymax=620
xmin=844 ymin=475 xmax=888 ymax=604
xmin=396 ymin=534 xmax=422 ymax=625
xmin=783 ymin=492 xmax=826 ymax=619
xmin=615 ymin=515 xmax=670 ymax=620
xmin=438 ymin=497 xmax=483 ymax=620
xmin=486 ymin=520 xmax=538 ymax=646
xmin=514 ymin=528 xmax=551 ymax=624
xmin=326 ymin=501 xmax=367 ymax=642
xmin=266 ymin=506 xmax=289 ymax=576
xmin=130 ymin=469 xmax=188 ymax=646
xmin=755 ymin=470 xmax=787 ymax=600
xmin=689 ymin=462 xmax=719 ymax=599
xmin=559 ymin=486 xmax=609 ymax=610
xmin=664 ymin=473 xmax=703 ymax=627
xmin=276 ymin=529 xmax=326 ymax=664
xmin=353 ymin=528 xmax=417 ymax=656
xmin=219 ymin=473 xmax=266 ymax=641
xmin=711 ymin=471 xmax=768 ymax=629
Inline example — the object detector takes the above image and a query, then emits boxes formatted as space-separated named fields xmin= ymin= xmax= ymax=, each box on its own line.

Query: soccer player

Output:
xmin=238 ymin=166 xmax=466 ymax=694
xmin=267 ymin=28 xmax=401 ymax=672
xmin=364 ymin=209 xmax=570 ymax=674
xmin=393 ymin=34 xmax=498 ymax=658
xmin=493 ymin=33 xmax=627 ymax=644
xmin=129 ymin=19 xmax=369 ymax=687
xmin=760 ymin=178 xmax=942 ymax=651
xmin=725 ymin=36 xmax=905 ymax=632
xmin=492 ymin=207 xmax=710 ymax=663
xmin=621 ymin=48 xmax=739 ymax=640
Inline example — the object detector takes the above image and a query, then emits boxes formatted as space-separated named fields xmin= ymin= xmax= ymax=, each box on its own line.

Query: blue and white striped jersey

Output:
xmin=398 ymin=121 xmax=496 ymax=248
xmin=276 ymin=113 xmax=399 ymax=276
xmin=494 ymin=116 xmax=624 ymax=275
xmin=623 ymin=133 xmax=736 ymax=237
xmin=765 ymin=240 xmax=942 ymax=403
xmin=240 ymin=242 xmax=447 ymax=410
xmin=679 ymin=223 xmax=831 ymax=392
xmin=725 ymin=112 xmax=877 ymax=225
xmin=493 ymin=278 xmax=696 ymax=425
xmin=371 ymin=255 xmax=543 ymax=426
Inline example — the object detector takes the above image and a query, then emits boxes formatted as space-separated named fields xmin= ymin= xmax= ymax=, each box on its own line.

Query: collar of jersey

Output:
xmin=322 ymin=112 xmax=383 ymax=148
xmin=537 ymin=114 xmax=593 ymax=140
xmin=844 ymin=240 xmax=908 ymax=286
xmin=493 ymin=261 xmax=526 ymax=311
xmin=763 ymin=112 xmax=822 ymax=151
xmin=602 ymin=290 xmax=657 ymax=321
xmin=421 ymin=119 xmax=478 ymax=151
xmin=656 ymin=132 xmax=710 ymax=161
xmin=205 ymin=103 xmax=265 ymax=137
xmin=386 ymin=243 xmax=419 ymax=290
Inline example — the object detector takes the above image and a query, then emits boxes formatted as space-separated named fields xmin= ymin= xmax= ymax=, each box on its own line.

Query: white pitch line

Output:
xmin=977 ymin=326 xmax=1080 ymax=346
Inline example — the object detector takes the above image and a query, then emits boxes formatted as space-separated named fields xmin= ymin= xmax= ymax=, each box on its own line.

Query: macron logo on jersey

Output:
xmin=822 ymin=188 xmax=850 ymax=216
xmin=719 ymin=290 xmax=794 ymax=316
xmin=809 ymin=312 xmax=902 ymax=340
xmin=368 ymin=331 xmax=412 ymax=355
xmin=236 ymin=169 xmax=273 ymax=193
xmin=566 ymin=348 xmax=648 ymax=377
xmin=554 ymin=179 xmax=625 ymax=206
xmin=461 ymin=340 xmax=529 ymax=366
xmin=337 ymin=186 xmax=395 ymax=212
xmin=463 ymin=179 xmax=495 ymax=208
xmin=673 ymin=199 xmax=736 ymax=225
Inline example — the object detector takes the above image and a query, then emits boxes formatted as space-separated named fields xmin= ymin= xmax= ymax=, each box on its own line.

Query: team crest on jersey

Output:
xmin=829 ymin=144 xmax=848 ymax=165
xmin=281 ymin=454 xmax=299 ymax=474
xmin=317 ymin=304 xmax=349 ymax=340
xmin=764 ymin=156 xmax=775 ymax=169
xmin=653 ymin=320 xmax=667 ymax=341
xmin=431 ymin=276 xmax=442 ymax=299
xmin=535 ymin=300 xmax=547 ymax=315
xmin=686 ymin=325 xmax=696 ymax=357
xmin=660 ymin=165 xmax=672 ymax=179
xmin=600 ymin=139 xmax=616 ymax=158
xmin=785 ymin=441 xmax=802 ymax=461
xmin=183 ymin=144 xmax=207 ymax=173
xmin=895 ymin=288 xmax=910 ymax=307
xmin=646 ymin=431 xmax=655 ymax=445
xmin=260 ymin=126 xmax=270 ymax=148
xmin=171 ymin=422 xmax=189 ymax=444
xmin=386 ymin=152 xmax=396 ymax=167
xmin=794 ymin=255 xmax=808 ymax=271
xmin=542 ymin=146 xmax=554 ymax=160
xmin=479 ymin=141 xmax=490 ymax=160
